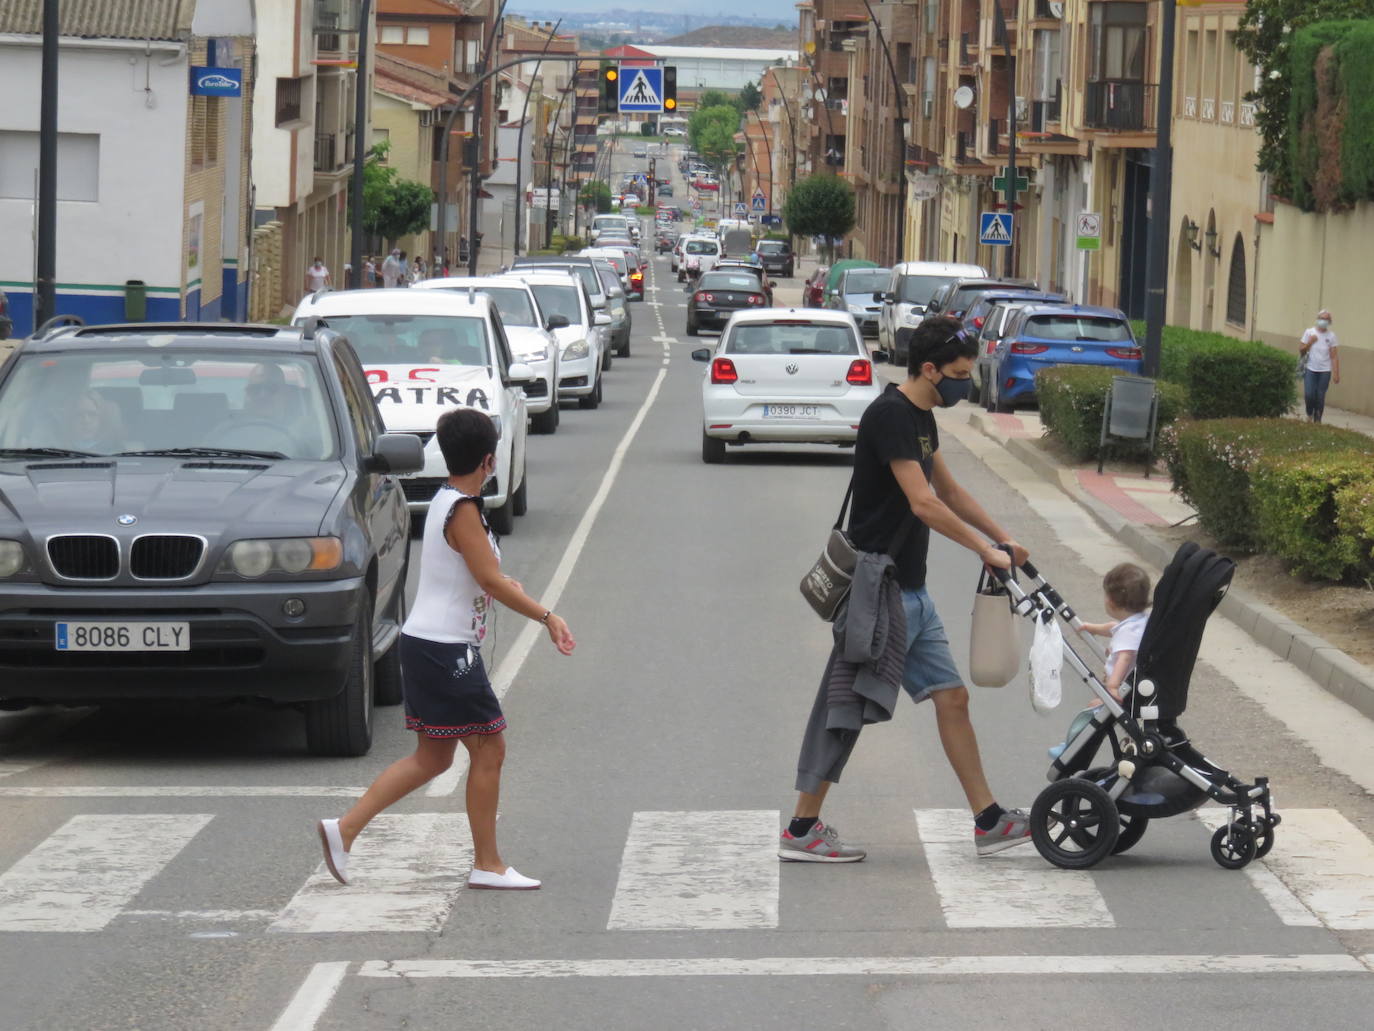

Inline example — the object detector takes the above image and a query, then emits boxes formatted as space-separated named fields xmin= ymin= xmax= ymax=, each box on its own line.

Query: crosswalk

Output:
xmin=0 ymin=807 xmax=1372 ymax=938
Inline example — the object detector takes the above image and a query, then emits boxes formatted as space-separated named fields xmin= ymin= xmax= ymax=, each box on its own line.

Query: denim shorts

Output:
xmin=900 ymin=586 xmax=965 ymax=703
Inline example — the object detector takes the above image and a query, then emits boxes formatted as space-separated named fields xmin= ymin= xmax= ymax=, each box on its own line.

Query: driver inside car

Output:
xmin=209 ymin=362 xmax=305 ymax=455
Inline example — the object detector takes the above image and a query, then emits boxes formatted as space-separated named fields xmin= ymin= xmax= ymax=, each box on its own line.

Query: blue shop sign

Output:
xmin=190 ymin=66 xmax=242 ymax=97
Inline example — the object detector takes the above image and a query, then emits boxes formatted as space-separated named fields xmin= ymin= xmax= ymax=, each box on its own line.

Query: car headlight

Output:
xmin=562 ymin=340 xmax=589 ymax=360
xmin=0 ymin=539 xmax=27 ymax=578
xmin=847 ymin=303 xmax=865 ymax=315
xmin=219 ymin=537 xmax=342 ymax=578
xmin=518 ymin=347 xmax=549 ymax=362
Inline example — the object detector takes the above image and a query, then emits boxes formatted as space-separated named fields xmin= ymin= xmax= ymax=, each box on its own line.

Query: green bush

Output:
xmin=1036 ymin=366 xmax=1188 ymax=461
xmin=1167 ymin=419 xmax=1374 ymax=549
xmin=1127 ymin=322 xmax=1296 ymax=418
xmin=1253 ymin=453 xmax=1374 ymax=579
xmin=1336 ymin=478 xmax=1374 ymax=576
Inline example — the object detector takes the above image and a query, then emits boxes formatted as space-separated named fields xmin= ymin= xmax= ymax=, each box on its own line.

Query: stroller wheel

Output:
xmin=1031 ymin=779 xmax=1120 ymax=869
xmin=1112 ymin=814 xmax=1150 ymax=855
xmin=1210 ymin=823 xmax=1257 ymax=869
xmin=1253 ymin=827 xmax=1275 ymax=859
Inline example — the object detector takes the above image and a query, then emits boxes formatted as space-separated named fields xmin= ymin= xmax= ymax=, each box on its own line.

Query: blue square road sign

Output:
xmin=618 ymin=67 xmax=664 ymax=113
xmin=979 ymin=211 xmax=1013 ymax=247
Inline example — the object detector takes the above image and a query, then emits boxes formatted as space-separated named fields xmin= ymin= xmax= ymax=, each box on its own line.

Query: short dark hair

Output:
xmin=435 ymin=408 xmax=498 ymax=476
xmin=907 ymin=316 xmax=978 ymax=376
xmin=1103 ymin=563 xmax=1151 ymax=613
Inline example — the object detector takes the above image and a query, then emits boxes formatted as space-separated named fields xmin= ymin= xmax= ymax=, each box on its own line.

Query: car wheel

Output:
xmin=701 ymin=430 xmax=726 ymax=464
xmin=511 ymin=460 xmax=528 ymax=517
xmin=686 ymin=315 xmax=698 ymax=336
xmin=531 ymin=402 xmax=559 ymax=435
xmin=488 ymin=493 xmax=516 ymax=535
xmin=983 ymin=377 xmax=996 ymax=412
xmin=373 ymin=558 xmax=409 ymax=706
xmin=602 ymin=346 xmax=613 ymax=371
xmin=617 ymin=335 xmax=631 ymax=358
xmin=305 ymin=593 xmax=375 ymax=757
xmin=578 ymin=375 xmax=602 ymax=410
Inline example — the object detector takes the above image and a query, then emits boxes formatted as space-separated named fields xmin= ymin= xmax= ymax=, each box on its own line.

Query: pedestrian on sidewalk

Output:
xmin=303 ymin=257 xmax=331 ymax=297
xmin=781 ymin=316 xmax=1034 ymax=864
xmin=362 ymin=256 xmax=377 ymax=289
xmin=317 ymin=409 xmax=576 ymax=891
xmin=381 ymin=249 xmax=403 ymax=289
xmin=1299 ymin=310 xmax=1340 ymax=423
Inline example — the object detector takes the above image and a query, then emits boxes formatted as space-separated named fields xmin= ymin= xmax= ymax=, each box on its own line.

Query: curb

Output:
xmin=965 ymin=412 xmax=1374 ymax=723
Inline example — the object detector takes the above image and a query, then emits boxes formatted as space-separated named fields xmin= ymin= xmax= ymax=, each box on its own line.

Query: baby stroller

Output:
xmin=994 ymin=542 xmax=1279 ymax=870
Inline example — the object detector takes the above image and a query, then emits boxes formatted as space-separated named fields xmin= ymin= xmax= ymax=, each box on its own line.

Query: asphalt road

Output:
xmin=2 ymin=152 xmax=1373 ymax=1031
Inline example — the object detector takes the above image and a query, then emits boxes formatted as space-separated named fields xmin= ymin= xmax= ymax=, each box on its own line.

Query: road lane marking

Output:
xmin=358 ymin=953 xmax=1368 ymax=979
xmin=608 ymin=811 xmax=778 ymax=930
xmin=426 ymin=291 xmax=672 ymax=797
xmin=269 ymin=961 xmax=350 ymax=1031
xmin=1198 ymin=808 xmax=1374 ymax=929
xmin=269 ymin=813 xmax=471 ymax=933
xmin=0 ymin=786 xmax=365 ymax=797
xmin=0 ymin=813 xmax=212 ymax=932
xmin=914 ymin=809 xmax=1115 ymax=928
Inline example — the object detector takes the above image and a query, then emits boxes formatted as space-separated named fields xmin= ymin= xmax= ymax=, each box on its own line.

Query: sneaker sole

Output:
xmin=975 ymin=834 xmax=1034 ymax=857
xmin=467 ymin=882 xmax=541 ymax=890
xmin=778 ymin=849 xmax=866 ymax=863
xmin=316 ymin=820 xmax=348 ymax=885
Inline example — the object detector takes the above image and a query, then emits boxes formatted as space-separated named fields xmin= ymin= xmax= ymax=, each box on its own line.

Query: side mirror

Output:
xmin=883 ymin=292 xmax=896 ymax=303
xmin=594 ymin=311 xmax=612 ymax=327
xmin=506 ymin=362 xmax=535 ymax=386
xmin=546 ymin=314 xmax=570 ymax=331
xmin=871 ymin=349 xmax=891 ymax=364
xmin=872 ymin=292 xmax=885 ymax=303
xmin=691 ymin=348 xmax=711 ymax=362
xmin=367 ymin=431 xmax=424 ymax=475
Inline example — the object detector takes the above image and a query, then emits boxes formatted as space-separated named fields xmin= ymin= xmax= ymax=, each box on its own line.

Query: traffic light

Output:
xmin=663 ymin=66 xmax=677 ymax=111
xmin=600 ymin=62 xmax=619 ymax=114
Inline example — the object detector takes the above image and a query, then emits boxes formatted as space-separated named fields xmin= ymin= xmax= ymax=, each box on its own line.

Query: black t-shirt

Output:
xmin=848 ymin=383 xmax=938 ymax=589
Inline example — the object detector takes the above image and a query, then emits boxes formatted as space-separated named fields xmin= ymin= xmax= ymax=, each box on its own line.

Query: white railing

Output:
xmin=1201 ymin=97 xmax=1215 ymax=120
xmin=1239 ymin=101 xmax=1257 ymax=127
xmin=1184 ymin=95 xmax=1197 ymax=118
xmin=1220 ymin=100 xmax=1235 ymax=124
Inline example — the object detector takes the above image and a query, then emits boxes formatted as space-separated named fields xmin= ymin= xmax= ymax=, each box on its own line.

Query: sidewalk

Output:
xmin=945 ymin=399 xmax=1374 ymax=722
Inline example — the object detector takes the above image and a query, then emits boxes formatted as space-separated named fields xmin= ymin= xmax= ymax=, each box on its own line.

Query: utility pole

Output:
xmin=1142 ymin=0 xmax=1178 ymax=378
xmin=512 ymin=19 xmax=562 ymax=256
xmin=348 ymin=0 xmax=373 ymax=289
xmin=995 ymin=0 xmax=1018 ymax=278
xmin=468 ymin=2 xmax=510 ymax=277
xmin=859 ymin=0 xmax=906 ymax=263
xmin=748 ymin=109 xmax=774 ymax=216
xmin=35 ymin=0 xmax=59 ymax=325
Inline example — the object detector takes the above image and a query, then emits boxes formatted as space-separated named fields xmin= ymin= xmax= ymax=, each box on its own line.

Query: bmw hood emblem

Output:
xmin=117 ymin=514 xmax=138 ymax=526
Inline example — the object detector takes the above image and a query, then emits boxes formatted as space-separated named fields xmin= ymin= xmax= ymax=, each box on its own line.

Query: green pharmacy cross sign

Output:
xmin=993 ymin=165 xmax=1029 ymax=204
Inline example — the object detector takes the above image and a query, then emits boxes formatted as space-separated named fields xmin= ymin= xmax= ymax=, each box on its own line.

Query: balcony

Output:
xmin=1084 ymin=81 xmax=1156 ymax=133
xmin=314 ymin=131 xmax=347 ymax=173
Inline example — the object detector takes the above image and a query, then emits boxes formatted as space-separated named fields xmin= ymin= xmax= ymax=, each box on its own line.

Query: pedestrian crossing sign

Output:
xmin=979 ymin=211 xmax=1013 ymax=247
xmin=618 ymin=66 xmax=664 ymax=113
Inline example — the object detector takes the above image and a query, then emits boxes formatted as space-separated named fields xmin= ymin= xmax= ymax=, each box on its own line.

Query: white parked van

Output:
xmin=877 ymin=260 xmax=988 ymax=357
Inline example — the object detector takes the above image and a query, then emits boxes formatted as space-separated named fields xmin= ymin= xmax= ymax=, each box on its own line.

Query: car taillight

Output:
xmin=986 ymin=338 xmax=997 ymax=354
xmin=748 ymin=294 xmax=764 ymax=305
xmin=1010 ymin=342 xmax=1050 ymax=354
xmin=695 ymin=292 xmax=714 ymax=303
xmin=1107 ymin=346 xmax=1143 ymax=360
xmin=846 ymin=360 xmax=873 ymax=385
xmin=710 ymin=357 xmax=738 ymax=384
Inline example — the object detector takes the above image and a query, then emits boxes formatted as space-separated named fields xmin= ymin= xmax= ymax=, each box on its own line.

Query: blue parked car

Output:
xmin=982 ymin=303 xmax=1142 ymax=413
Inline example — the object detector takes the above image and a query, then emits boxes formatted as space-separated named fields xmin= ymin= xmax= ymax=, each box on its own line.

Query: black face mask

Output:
xmin=933 ymin=374 xmax=973 ymax=408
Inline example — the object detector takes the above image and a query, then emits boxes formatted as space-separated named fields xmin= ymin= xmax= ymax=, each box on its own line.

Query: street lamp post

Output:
xmin=858 ymin=0 xmax=907 ymax=264
xmin=1142 ymin=0 xmax=1179 ymax=379
xmin=512 ymin=19 xmax=563 ymax=257
xmin=748 ymin=108 xmax=774 ymax=216
xmin=348 ymin=0 xmax=373 ymax=290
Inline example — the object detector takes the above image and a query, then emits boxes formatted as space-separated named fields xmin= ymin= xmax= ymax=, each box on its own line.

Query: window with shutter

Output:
xmin=1225 ymin=233 xmax=1247 ymax=327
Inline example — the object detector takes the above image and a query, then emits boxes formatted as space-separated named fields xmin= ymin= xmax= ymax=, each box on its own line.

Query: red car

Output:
xmin=803 ymin=265 xmax=831 ymax=308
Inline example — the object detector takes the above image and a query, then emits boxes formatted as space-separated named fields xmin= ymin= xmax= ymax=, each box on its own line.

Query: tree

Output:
xmin=698 ymin=89 xmax=738 ymax=113
xmin=782 ymin=174 xmax=855 ymax=263
xmin=358 ymin=141 xmax=434 ymax=246
xmin=579 ymin=179 xmax=612 ymax=213
xmin=739 ymin=80 xmax=762 ymax=114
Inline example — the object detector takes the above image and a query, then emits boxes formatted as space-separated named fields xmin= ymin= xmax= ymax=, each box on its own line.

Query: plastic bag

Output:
xmin=1028 ymin=613 xmax=1063 ymax=714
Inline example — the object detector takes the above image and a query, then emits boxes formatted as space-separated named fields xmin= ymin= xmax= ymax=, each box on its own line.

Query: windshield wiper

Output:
xmin=0 ymin=447 xmax=102 ymax=459
xmin=115 ymin=447 xmax=287 ymax=461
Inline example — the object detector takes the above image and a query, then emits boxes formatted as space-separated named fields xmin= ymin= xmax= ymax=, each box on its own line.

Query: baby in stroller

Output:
xmin=995 ymin=542 xmax=1279 ymax=870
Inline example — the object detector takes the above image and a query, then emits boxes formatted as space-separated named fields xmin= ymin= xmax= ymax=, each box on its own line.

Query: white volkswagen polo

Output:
xmin=691 ymin=308 xmax=884 ymax=463
xmin=292 ymin=288 xmax=532 ymax=532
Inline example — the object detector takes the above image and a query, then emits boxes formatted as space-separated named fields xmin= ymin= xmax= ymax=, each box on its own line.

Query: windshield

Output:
xmin=474 ymin=288 xmax=537 ymax=328
xmin=1025 ymin=315 xmax=1133 ymax=342
xmin=756 ymin=241 xmax=788 ymax=255
xmin=699 ymin=273 xmax=762 ymax=291
xmin=726 ymin=322 xmax=859 ymax=355
xmin=0 ymin=349 xmax=337 ymax=460
xmin=844 ymin=270 xmax=890 ymax=295
xmin=686 ymin=240 xmax=717 ymax=255
xmin=896 ymin=274 xmax=950 ymax=305
xmin=530 ymin=284 xmax=582 ymax=324
xmin=320 ymin=314 xmax=491 ymax=368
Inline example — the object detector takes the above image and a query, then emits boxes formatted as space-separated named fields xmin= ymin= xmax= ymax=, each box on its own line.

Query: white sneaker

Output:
xmin=467 ymin=866 xmax=541 ymax=890
xmin=317 ymin=818 xmax=349 ymax=885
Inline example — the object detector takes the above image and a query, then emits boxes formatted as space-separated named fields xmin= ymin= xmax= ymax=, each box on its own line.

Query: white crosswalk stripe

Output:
xmin=269 ymin=813 xmax=471 ymax=934
xmin=914 ymin=809 xmax=1116 ymax=928
xmin=608 ymin=810 xmax=778 ymax=930
xmin=0 ymin=814 xmax=212 ymax=932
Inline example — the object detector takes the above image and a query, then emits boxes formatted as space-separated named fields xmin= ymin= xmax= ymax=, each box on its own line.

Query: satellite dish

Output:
xmin=953 ymin=86 xmax=975 ymax=110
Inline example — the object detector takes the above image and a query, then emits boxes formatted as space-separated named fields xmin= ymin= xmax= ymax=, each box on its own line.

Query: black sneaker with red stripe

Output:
xmin=974 ymin=807 xmax=1034 ymax=856
xmin=778 ymin=820 xmax=867 ymax=863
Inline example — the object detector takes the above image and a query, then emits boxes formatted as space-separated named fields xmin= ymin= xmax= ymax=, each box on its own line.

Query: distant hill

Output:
xmin=659 ymin=24 xmax=797 ymax=48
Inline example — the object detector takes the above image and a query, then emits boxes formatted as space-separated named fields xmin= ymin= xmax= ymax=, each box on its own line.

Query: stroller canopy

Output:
xmin=1135 ymin=541 xmax=1235 ymax=719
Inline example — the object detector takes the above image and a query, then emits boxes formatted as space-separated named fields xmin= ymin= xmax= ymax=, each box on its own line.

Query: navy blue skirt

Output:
xmin=399 ymin=634 xmax=506 ymax=739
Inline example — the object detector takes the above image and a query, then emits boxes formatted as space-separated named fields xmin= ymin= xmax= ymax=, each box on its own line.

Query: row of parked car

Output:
xmin=806 ymin=260 xmax=1142 ymax=411
xmin=0 ymin=250 xmax=646 ymax=758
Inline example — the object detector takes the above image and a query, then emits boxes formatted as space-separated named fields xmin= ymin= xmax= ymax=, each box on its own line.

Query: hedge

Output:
xmin=1336 ymin=479 xmax=1374 ymax=575
xmin=1037 ymin=366 xmax=1188 ymax=461
xmin=1252 ymin=452 xmax=1374 ymax=580
xmin=1130 ymin=321 xmax=1296 ymax=418
xmin=1165 ymin=419 xmax=1374 ymax=551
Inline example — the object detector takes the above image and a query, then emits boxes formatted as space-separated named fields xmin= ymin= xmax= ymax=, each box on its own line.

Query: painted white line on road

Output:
xmin=0 ymin=785 xmax=364 ymax=797
xmin=269 ymin=961 xmax=350 ymax=1031
xmin=914 ymin=809 xmax=1115 ymax=928
xmin=1199 ymin=808 xmax=1374 ymax=929
xmin=123 ymin=908 xmax=279 ymax=922
xmin=1194 ymin=811 xmax=1320 ymax=927
xmin=270 ymin=813 xmax=471 ymax=933
xmin=0 ymin=813 xmax=212 ymax=932
xmin=359 ymin=953 xmax=1368 ymax=980
xmin=425 ymin=352 xmax=672 ymax=797
xmin=608 ymin=811 xmax=778 ymax=930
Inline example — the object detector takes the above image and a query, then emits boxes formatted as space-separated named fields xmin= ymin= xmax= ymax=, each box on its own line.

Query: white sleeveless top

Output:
xmin=402 ymin=485 xmax=499 ymax=646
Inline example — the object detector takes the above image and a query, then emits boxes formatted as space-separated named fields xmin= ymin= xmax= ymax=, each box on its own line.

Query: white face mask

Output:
xmin=1316 ymin=319 xmax=1331 ymax=330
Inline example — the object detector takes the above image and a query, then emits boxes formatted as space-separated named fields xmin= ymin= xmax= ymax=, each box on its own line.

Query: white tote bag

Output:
xmin=969 ymin=569 xmax=1021 ymax=687
xmin=1028 ymin=613 xmax=1064 ymax=714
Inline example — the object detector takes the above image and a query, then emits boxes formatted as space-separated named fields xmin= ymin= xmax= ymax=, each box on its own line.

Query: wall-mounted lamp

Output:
xmin=1205 ymin=225 xmax=1221 ymax=259
xmin=1184 ymin=218 xmax=1201 ymax=252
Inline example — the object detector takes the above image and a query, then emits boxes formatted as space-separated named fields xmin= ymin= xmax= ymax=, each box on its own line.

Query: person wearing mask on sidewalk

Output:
xmin=1299 ymin=309 xmax=1340 ymax=423
xmin=781 ymin=316 xmax=1034 ymax=864
xmin=381 ymin=249 xmax=404 ymax=289
xmin=303 ymin=257 xmax=331 ymax=297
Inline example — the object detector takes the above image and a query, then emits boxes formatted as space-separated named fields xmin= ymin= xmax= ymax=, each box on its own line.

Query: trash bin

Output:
xmin=124 ymin=280 xmax=147 ymax=321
